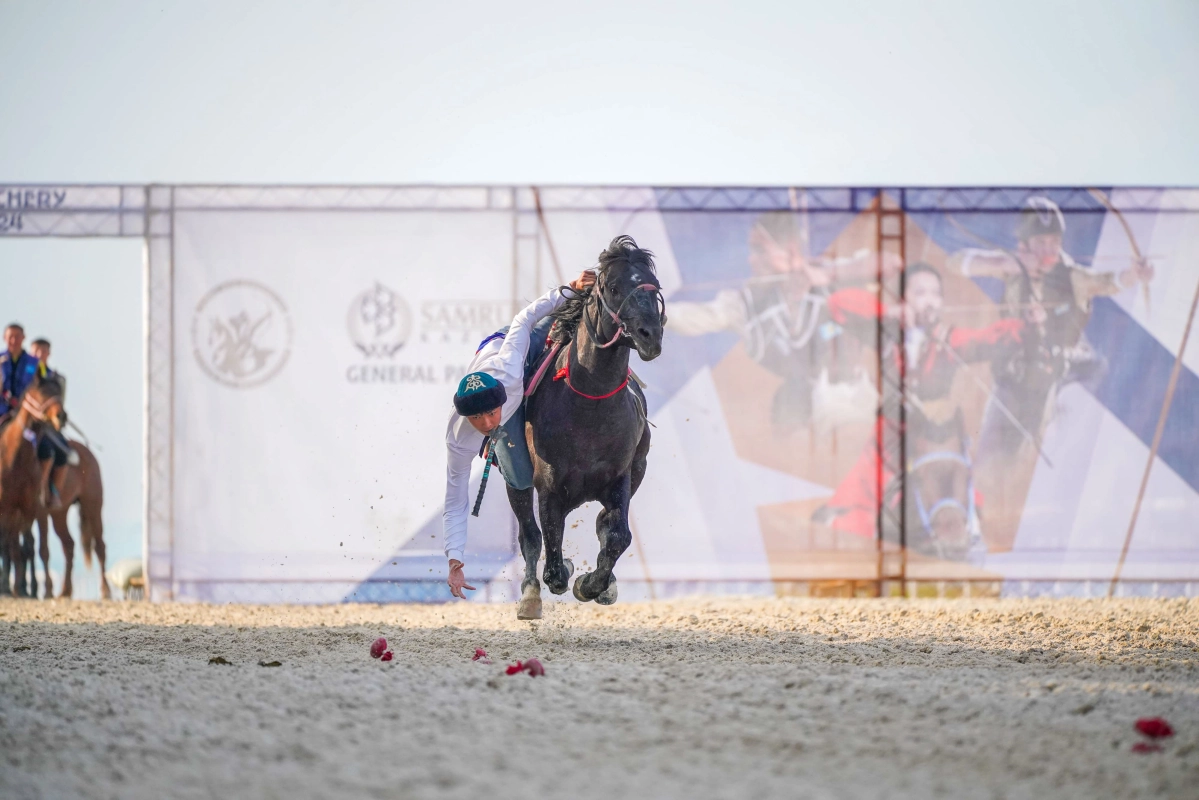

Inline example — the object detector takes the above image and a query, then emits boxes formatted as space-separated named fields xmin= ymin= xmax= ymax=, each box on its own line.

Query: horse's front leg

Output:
xmin=0 ymin=531 xmax=12 ymax=597
xmin=22 ymin=530 xmax=37 ymax=599
xmin=506 ymin=485 xmax=544 ymax=620
xmin=573 ymin=474 xmax=632 ymax=604
xmin=538 ymin=492 xmax=573 ymax=595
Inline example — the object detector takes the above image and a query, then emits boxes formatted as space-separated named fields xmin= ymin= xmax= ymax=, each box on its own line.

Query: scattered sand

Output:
xmin=1 ymin=597 xmax=1197 ymax=799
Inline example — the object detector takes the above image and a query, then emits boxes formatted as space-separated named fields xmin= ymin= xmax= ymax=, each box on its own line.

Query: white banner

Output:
xmin=172 ymin=210 xmax=521 ymax=601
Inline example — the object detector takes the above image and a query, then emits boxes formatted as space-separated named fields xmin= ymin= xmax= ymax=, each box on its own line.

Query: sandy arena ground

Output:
xmin=1 ymin=596 xmax=1197 ymax=800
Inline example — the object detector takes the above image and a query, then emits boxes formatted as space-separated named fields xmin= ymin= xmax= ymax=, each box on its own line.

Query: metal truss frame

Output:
xmin=3 ymin=183 xmax=1197 ymax=600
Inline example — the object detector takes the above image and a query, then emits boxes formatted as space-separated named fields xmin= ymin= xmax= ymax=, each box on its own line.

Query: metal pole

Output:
xmin=1107 ymin=275 xmax=1199 ymax=597
xmin=167 ymin=186 xmax=176 ymax=600
xmin=141 ymin=185 xmax=152 ymax=600
xmin=532 ymin=187 xmax=566 ymax=286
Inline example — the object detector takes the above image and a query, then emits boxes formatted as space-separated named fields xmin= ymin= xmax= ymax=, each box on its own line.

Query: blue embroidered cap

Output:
xmin=453 ymin=371 xmax=507 ymax=417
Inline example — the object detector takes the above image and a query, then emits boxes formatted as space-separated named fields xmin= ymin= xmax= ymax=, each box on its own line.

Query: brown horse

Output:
xmin=33 ymin=440 xmax=107 ymax=599
xmin=0 ymin=374 xmax=65 ymax=597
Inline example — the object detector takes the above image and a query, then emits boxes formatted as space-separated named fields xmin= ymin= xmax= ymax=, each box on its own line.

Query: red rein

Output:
xmin=553 ymin=362 xmax=630 ymax=400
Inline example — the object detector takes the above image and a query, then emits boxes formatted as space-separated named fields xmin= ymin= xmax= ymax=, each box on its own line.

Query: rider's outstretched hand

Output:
xmin=447 ymin=559 xmax=476 ymax=600
xmin=570 ymin=270 xmax=597 ymax=292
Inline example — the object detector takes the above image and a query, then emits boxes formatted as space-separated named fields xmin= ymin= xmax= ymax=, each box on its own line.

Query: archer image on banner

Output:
xmin=809 ymin=263 xmax=1023 ymax=565
xmin=942 ymin=195 xmax=1156 ymax=554
xmin=668 ymin=209 xmax=899 ymax=436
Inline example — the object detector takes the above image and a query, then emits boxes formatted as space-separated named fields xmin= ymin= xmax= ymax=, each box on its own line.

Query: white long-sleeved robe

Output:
xmin=442 ymin=286 xmax=572 ymax=564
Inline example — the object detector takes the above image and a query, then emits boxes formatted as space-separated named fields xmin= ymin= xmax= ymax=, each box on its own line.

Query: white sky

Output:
xmin=1 ymin=0 xmax=1197 ymax=595
xmin=2 ymin=0 xmax=1197 ymax=185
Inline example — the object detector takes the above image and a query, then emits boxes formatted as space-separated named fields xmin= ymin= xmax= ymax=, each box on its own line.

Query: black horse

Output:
xmin=507 ymin=236 xmax=665 ymax=619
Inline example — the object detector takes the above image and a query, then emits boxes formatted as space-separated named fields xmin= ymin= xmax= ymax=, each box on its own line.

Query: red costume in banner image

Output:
xmin=819 ymin=288 xmax=1024 ymax=538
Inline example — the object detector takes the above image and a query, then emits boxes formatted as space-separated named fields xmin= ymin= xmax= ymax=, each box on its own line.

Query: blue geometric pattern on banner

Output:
xmin=1087 ymin=298 xmax=1199 ymax=492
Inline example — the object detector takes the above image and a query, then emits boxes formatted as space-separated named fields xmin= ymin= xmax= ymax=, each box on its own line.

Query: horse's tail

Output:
xmin=71 ymin=441 xmax=103 ymax=568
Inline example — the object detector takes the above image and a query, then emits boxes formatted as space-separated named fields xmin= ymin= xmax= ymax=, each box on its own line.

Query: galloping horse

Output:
xmin=508 ymin=236 xmax=665 ymax=619
xmin=33 ymin=440 xmax=108 ymax=599
xmin=0 ymin=374 xmax=65 ymax=596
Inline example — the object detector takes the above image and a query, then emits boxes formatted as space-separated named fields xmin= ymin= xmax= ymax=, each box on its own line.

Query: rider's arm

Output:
xmin=442 ymin=437 xmax=476 ymax=564
xmin=1069 ymin=267 xmax=1123 ymax=306
xmin=947 ymin=319 xmax=1024 ymax=361
xmin=486 ymin=285 xmax=578 ymax=420
xmin=666 ymin=290 xmax=745 ymax=336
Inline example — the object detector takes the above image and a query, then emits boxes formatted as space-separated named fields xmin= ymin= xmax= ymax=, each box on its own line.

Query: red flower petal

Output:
xmin=1131 ymin=742 xmax=1163 ymax=754
xmin=505 ymin=661 xmax=524 ymax=675
xmin=380 ymin=650 xmax=394 ymax=662
xmin=1135 ymin=717 xmax=1174 ymax=739
xmin=370 ymin=637 xmax=388 ymax=659
xmin=523 ymin=657 xmax=545 ymax=677
xmin=472 ymin=649 xmax=489 ymax=661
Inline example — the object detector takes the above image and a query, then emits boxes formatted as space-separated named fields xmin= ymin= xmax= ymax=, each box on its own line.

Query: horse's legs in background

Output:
xmin=12 ymin=530 xmax=30 ymax=597
xmin=574 ymin=474 xmax=632 ymax=603
xmin=36 ymin=513 xmax=53 ymax=599
xmin=0 ymin=531 xmax=12 ymax=597
xmin=22 ymin=529 xmax=38 ymax=599
xmin=52 ymin=510 xmax=74 ymax=598
xmin=507 ymin=485 xmax=544 ymax=619
xmin=538 ymin=492 xmax=573 ymax=595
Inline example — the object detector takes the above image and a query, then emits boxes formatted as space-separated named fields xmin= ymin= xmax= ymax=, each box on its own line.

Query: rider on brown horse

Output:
xmin=442 ymin=270 xmax=596 ymax=599
xmin=29 ymin=338 xmax=79 ymax=508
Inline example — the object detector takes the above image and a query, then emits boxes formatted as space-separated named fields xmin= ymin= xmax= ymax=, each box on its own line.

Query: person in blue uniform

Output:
xmin=1 ymin=323 xmax=40 ymax=420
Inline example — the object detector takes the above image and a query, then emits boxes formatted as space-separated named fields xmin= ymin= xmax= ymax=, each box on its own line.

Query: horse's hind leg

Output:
xmin=507 ymin=485 xmax=544 ymax=619
xmin=36 ymin=514 xmax=53 ymax=599
xmin=86 ymin=507 xmax=110 ymax=600
xmin=13 ymin=531 xmax=30 ymax=598
xmin=52 ymin=511 xmax=74 ymax=598
xmin=630 ymin=427 xmax=651 ymax=497
xmin=574 ymin=474 xmax=632 ymax=604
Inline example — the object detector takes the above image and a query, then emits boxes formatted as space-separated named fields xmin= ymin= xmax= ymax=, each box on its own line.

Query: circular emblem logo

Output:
xmin=192 ymin=280 xmax=292 ymax=388
xmin=347 ymin=282 xmax=412 ymax=358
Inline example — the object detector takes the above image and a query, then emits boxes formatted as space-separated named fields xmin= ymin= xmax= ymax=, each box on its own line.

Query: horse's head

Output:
xmin=22 ymin=372 xmax=67 ymax=434
xmin=908 ymin=450 xmax=979 ymax=562
xmin=593 ymin=235 xmax=666 ymax=361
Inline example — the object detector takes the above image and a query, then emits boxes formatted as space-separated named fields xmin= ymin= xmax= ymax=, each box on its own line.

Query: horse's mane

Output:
xmin=549 ymin=235 xmax=656 ymax=345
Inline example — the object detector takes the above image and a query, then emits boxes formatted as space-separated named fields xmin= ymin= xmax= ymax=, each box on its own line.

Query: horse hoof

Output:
xmin=595 ymin=576 xmax=618 ymax=606
xmin=516 ymin=594 xmax=542 ymax=620
xmin=546 ymin=558 xmax=574 ymax=595
xmin=572 ymin=574 xmax=592 ymax=603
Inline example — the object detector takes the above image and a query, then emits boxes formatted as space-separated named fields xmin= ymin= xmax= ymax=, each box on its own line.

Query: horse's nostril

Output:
xmin=638 ymin=328 xmax=651 ymax=339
